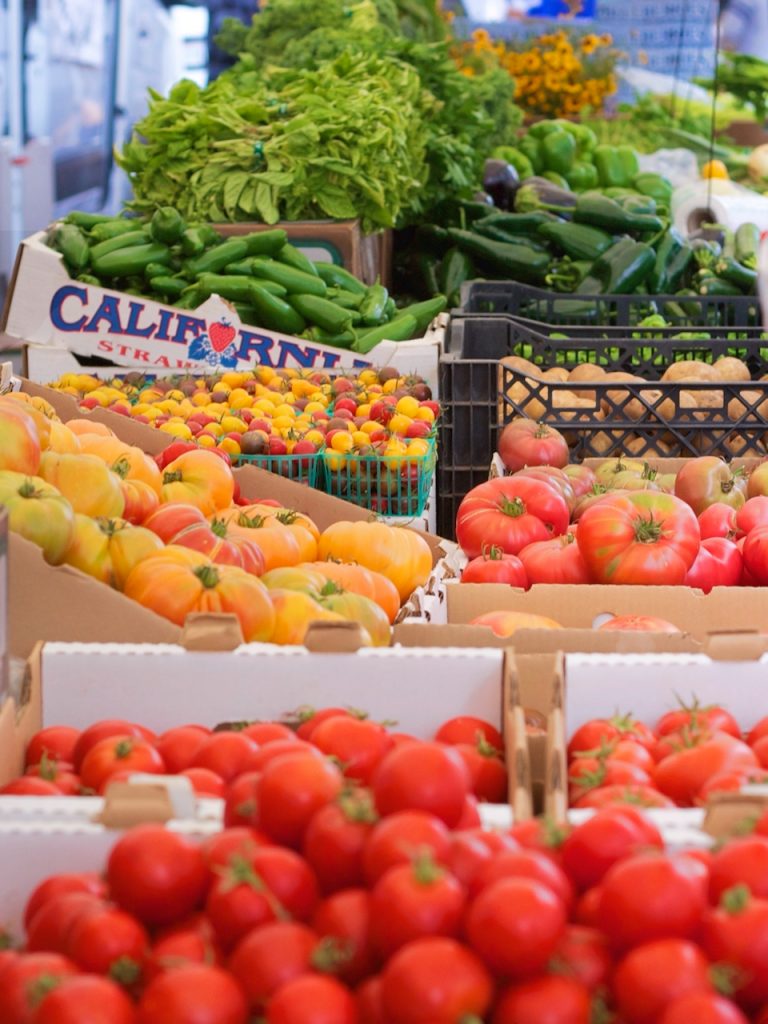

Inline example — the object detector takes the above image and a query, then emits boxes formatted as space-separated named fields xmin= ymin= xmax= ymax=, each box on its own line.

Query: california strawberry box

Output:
xmin=1 ymin=221 xmax=445 ymax=391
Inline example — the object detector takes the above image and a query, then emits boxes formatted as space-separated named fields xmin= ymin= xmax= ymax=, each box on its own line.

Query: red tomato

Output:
xmin=675 ymin=456 xmax=748 ymax=516
xmin=564 ymin=464 xmax=597 ymax=498
xmin=79 ymin=736 xmax=165 ymax=793
xmin=380 ymin=937 xmax=493 ymax=1024
xmin=573 ymin=784 xmax=675 ymax=810
xmin=597 ymin=852 xmax=707 ymax=949
xmin=137 ymin=964 xmax=247 ymax=1024
xmin=0 ymin=953 xmax=78 ymax=1024
xmin=434 ymin=717 xmax=503 ymax=750
xmin=742 ymin=526 xmax=768 ymax=584
xmin=551 ymin=925 xmax=612 ymax=992
xmin=574 ymin=886 xmax=602 ymax=928
xmin=256 ymin=751 xmax=343 ymax=847
xmin=577 ymin=491 xmax=700 ymax=585
xmin=363 ymin=811 xmax=451 ymax=885
xmin=312 ymin=889 xmax=374 ymax=986
xmin=357 ymin=977 xmax=386 ymax=1024
xmin=598 ymin=614 xmax=680 ymax=632
xmin=699 ymin=770 xmax=764 ymax=802
xmin=296 ymin=708 xmax=355 ymax=742
xmin=372 ymin=743 xmax=470 ymax=828
xmin=26 ymin=892 xmax=106 ymax=954
xmin=749 ymin=716 xmax=768 ymax=747
xmin=456 ymin=477 xmax=569 ymax=559
xmin=605 ymin=740 xmax=656 ymax=772
xmin=107 ymin=825 xmax=208 ymax=927
xmin=72 ymin=720 xmax=155 ymax=771
xmin=659 ymin=992 xmax=749 ymax=1024
xmin=190 ymin=732 xmax=260 ymax=782
xmin=302 ymin=792 xmax=377 ymax=894
xmin=65 ymin=904 xmax=148 ymax=983
xmin=24 ymin=873 xmax=106 ymax=931
xmin=613 ymin=939 xmax=713 ymax=1024
xmin=449 ymin=830 xmax=520 ymax=890
xmin=369 ymin=857 xmax=465 ymax=959
xmin=471 ymin=847 xmax=574 ymax=907
xmin=205 ymin=845 xmax=318 ymax=951
xmin=656 ymin=701 xmax=741 ymax=739
xmin=497 ymin=419 xmax=569 ymax=473
xmin=698 ymin=502 xmax=739 ymax=540
xmin=653 ymin=733 xmax=758 ymax=806
xmin=509 ymin=818 xmax=569 ymax=861
xmin=223 ymin=771 xmax=262 ymax=829
xmin=455 ymin=739 xmax=507 ymax=803
xmin=709 ymin=836 xmax=768 ymax=902
xmin=249 ymin=739 xmax=321 ymax=773
xmin=686 ymin=536 xmax=743 ymax=591
xmin=33 ymin=975 xmax=136 ymax=1024
xmin=752 ymin=736 xmax=768 ymax=769
xmin=561 ymin=807 xmax=663 ymax=891
xmin=310 ymin=717 xmax=394 ymax=787
xmin=569 ymin=758 xmax=652 ymax=804
xmin=518 ymin=530 xmax=591 ymax=585
xmin=181 ymin=767 xmax=226 ymax=797
xmin=700 ymin=890 xmax=768 ymax=1008
xmin=24 ymin=762 xmax=81 ymax=796
xmin=467 ymin=877 xmax=566 ymax=977
xmin=568 ymin=716 xmax=655 ymax=757
xmin=201 ymin=828 xmax=269 ymax=875
xmin=25 ymin=727 xmax=80 ymax=768
xmin=0 ymin=778 xmax=61 ymax=796
xmin=493 ymin=975 xmax=592 ymax=1024
xmin=737 ymin=495 xmax=768 ymax=535
xmin=228 ymin=921 xmax=318 ymax=1011
xmin=456 ymin=794 xmax=482 ymax=829
xmin=155 ymin=726 xmax=210 ymax=773
xmin=513 ymin=466 xmax=576 ymax=511
xmin=145 ymin=918 xmax=222 ymax=981
xmin=461 ymin=547 xmax=529 ymax=587
xmin=265 ymin=974 xmax=357 ymax=1024
xmin=240 ymin=722 xmax=297 ymax=745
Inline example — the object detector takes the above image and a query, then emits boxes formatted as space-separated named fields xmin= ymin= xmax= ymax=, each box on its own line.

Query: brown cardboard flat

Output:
xmin=181 ymin=614 xmax=244 ymax=652
xmin=9 ymin=533 xmax=180 ymax=659
xmin=215 ymin=221 xmax=391 ymax=288
xmin=303 ymin=621 xmax=372 ymax=653
xmin=97 ymin=782 xmax=176 ymax=828
xmin=701 ymin=793 xmax=768 ymax=840
xmin=504 ymin=653 xmax=533 ymax=820
xmin=0 ymin=644 xmax=42 ymax=785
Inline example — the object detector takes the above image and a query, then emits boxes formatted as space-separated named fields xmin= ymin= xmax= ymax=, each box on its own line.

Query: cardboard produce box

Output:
xmin=215 ymin=220 xmax=391 ymax=289
xmin=1 ymin=231 xmax=441 ymax=389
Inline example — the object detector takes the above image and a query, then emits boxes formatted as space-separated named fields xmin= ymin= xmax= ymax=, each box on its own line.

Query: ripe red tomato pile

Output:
xmin=459 ymin=438 xmax=768 ymax=590
xmin=1 ymin=712 xmax=508 ymax=807
xmin=10 ymin=794 xmax=768 ymax=1022
xmin=568 ymin=702 xmax=768 ymax=809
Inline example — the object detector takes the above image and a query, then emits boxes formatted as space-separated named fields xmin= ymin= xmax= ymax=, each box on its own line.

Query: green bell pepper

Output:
xmin=565 ymin=161 xmax=599 ymax=192
xmin=541 ymin=130 xmax=577 ymax=177
xmin=518 ymin=136 xmax=544 ymax=175
xmin=594 ymin=145 xmax=640 ymax=189
xmin=633 ymin=172 xmax=673 ymax=207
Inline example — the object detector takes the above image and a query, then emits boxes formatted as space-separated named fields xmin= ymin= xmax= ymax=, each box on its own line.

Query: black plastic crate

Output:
xmin=436 ymin=352 xmax=768 ymax=540
xmin=458 ymin=281 xmax=761 ymax=328
xmin=447 ymin=316 xmax=768 ymax=377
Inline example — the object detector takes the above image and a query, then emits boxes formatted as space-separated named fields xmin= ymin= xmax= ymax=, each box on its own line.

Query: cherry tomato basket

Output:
xmin=233 ymin=449 xmax=324 ymax=487
xmin=321 ymin=437 xmax=437 ymax=517
xmin=457 ymin=280 xmax=761 ymax=328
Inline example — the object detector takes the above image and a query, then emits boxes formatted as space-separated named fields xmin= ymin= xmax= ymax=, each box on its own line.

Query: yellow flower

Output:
xmin=600 ymin=33 xmax=613 ymax=46
xmin=580 ymin=33 xmax=600 ymax=54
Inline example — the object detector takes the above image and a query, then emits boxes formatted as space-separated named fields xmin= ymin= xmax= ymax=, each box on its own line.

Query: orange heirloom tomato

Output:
xmin=0 ymin=400 xmax=42 ymax=475
xmin=38 ymin=452 xmax=125 ymax=519
xmin=46 ymin=421 xmax=81 ymax=454
xmin=80 ymin=436 xmax=162 ymax=492
xmin=144 ymin=504 xmax=207 ymax=544
xmin=269 ymin=589 xmax=352 ymax=646
xmin=0 ymin=471 xmax=75 ymax=564
xmin=160 ymin=450 xmax=234 ymax=515
xmin=124 ymin=547 xmax=275 ymax=642
xmin=260 ymin=566 xmax=328 ymax=594
xmin=220 ymin=510 xmax=302 ymax=571
xmin=64 ymin=515 xmax=164 ymax=590
xmin=1 ymin=394 xmax=52 ymax=452
xmin=318 ymin=588 xmax=391 ymax=647
xmin=65 ymin=418 xmax=114 ymax=437
xmin=300 ymin=561 xmax=400 ymax=624
xmin=318 ymin=522 xmax=433 ymax=602
xmin=118 ymin=478 xmax=161 ymax=525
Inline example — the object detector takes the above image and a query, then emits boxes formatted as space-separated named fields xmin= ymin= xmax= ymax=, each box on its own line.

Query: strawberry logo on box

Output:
xmin=188 ymin=319 xmax=239 ymax=368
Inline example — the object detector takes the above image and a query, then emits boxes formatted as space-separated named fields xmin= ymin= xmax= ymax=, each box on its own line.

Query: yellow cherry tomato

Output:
xmin=702 ymin=159 xmax=729 ymax=180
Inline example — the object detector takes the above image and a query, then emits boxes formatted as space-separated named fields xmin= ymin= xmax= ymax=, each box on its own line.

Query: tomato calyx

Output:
xmin=720 ymin=883 xmax=752 ymax=915
xmin=632 ymin=514 xmax=664 ymax=544
xmin=311 ymin=936 xmax=353 ymax=974
xmin=482 ymin=544 xmax=505 ymax=561
xmin=498 ymin=495 xmax=527 ymax=519
xmin=17 ymin=479 xmax=45 ymax=500
xmin=162 ymin=469 xmax=184 ymax=484
xmin=709 ymin=962 xmax=740 ymax=998
xmin=114 ymin=738 xmax=137 ymax=760
xmin=111 ymin=456 xmax=131 ymax=480
xmin=275 ymin=510 xmax=300 ymax=526
xmin=337 ymin=788 xmax=378 ymax=825
xmin=572 ymin=738 xmax=617 ymax=761
xmin=236 ymin=512 xmax=266 ymax=529
xmin=475 ymin=734 xmax=503 ymax=760
xmin=210 ymin=517 xmax=229 ymax=539
xmin=28 ymin=972 xmax=64 ymax=1008
xmin=320 ymin=580 xmax=343 ymax=597
xmin=410 ymin=851 xmax=445 ymax=887
xmin=109 ymin=954 xmax=142 ymax=987
xmin=0 ymin=929 xmax=12 ymax=950
xmin=540 ymin=816 xmax=570 ymax=849
xmin=193 ymin=565 xmax=222 ymax=590
xmin=36 ymin=751 xmax=60 ymax=782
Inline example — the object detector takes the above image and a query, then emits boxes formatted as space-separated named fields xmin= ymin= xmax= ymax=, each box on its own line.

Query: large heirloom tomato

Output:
xmin=674 ymin=457 xmax=747 ymax=516
xmin=301 ymin=561 xmax=400 ymax=625
xmin=144 ymin=504 xmax=208 ymax=544
xmin=577 ymin=492 xmax=700 ymax=585
xmin=218 ymin=511 xmax=302 ymax=572
xmin=160 ymin=450 xmax=234 ymax=515
xmin=0 ymin=398 xmax=42 ymax=474
xmin=270 ymin=590 xmax=347 ymax=646
xmin=38 ymin=451 xmax=125 ymax=518
xmin=456 ymin=477 xmax=569 ymax=559
xmin=498 ymin=419 xmax=569 ymax=474
xmin=173 ymin=518 xmax=266 ymax=576
xmin=518 ymin=530 xmax=590 ymax=585
xmin=124 ymin=547 xmax=275 ymax=641
xmin=319 ymin=589 xmax=391 ymax=647
xmin=0 ymin=471 xmax=75 ymax=564
xmin=318 ymin=522 xmax=432 ymax=603
xmin=220 ymin=504 xmax=318 ymax=563
xmin=63 ymin=515 xmax=163 ymax=590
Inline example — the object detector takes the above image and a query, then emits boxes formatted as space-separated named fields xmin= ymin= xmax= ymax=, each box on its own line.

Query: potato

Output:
xmin=501 ymin=355 xmax=539 ymax=377
xmin=569 ymin=362 xmax=606 ymax=401
xmin=712 ymin=356 xmax=751 ymax=382
xmin=542 ymin=367 xmax=570 ymax=382
xmin=728 ymin=391 xmax=762 ymax=421
xmin=661 ymin=360 xmax=717 ymax=382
